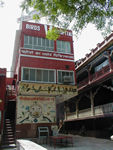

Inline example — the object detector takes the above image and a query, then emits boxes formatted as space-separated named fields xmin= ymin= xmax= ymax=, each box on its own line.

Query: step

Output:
xmin=5 ymin=124 xmax=12 ymax=127
xmin=4 ymin=132 xmax=14 ymax=135
xmin=5 ymin=134 xmax=14 ymax=137
xmin=5 ymin=124 xmax=12 ymax=126
xmin=1 ymin=144 xmax=16 ymax=149
xmin=6 ymin=126 xmax=12 ymax=129
xmin=5 ymin=119 xmax=10 ymax=122
xmin=5 ymin=119 xmax=10 ymax=121
xmin=3 ymin=139 xmax=15 ymax=143
xmin=3 ymin=135 xmax=14 ymax=139
xmin=6 ymin=128 xmax=13 ymax=131
xmin=4 ymin=137 xmax=15 ymax=140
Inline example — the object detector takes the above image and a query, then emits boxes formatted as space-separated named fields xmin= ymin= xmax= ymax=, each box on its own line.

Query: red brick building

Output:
xmin=0 ymin=68 xmax=6 ymax=134
xmin=0 ymin=68 xmax=17 ymax=147
xmin=11 ymin=21 xmax=77 ymax=138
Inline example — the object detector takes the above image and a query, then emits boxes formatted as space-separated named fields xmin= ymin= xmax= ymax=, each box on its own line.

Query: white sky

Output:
xmin=0 ymin=0 xmax=104 ymax=76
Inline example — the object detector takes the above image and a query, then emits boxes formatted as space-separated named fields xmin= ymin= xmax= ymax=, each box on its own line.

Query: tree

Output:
xmin=21 ymin=0 xmax=113 ymax=39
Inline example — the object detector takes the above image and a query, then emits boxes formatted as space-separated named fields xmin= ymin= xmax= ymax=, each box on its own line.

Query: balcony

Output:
xmin=95 ymin=102 xmax=113 ymax=116
xmin=77 ymin=64 xmax=111 ymax=89
xmin=65 ymin=102 xmax=113 ymax=122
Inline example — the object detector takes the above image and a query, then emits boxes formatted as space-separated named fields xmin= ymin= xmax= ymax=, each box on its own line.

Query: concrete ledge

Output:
xmin=16 ymin=139 xmax=47 ymax=150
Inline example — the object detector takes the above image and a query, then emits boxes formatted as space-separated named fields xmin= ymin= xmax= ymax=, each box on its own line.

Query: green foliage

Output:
xmin=32 ymin=14 xmax=40 ymax=20
xmin=46 ymin=28 xmax=60 ymax=40
xmin=21 ymin=0 xmax=113 ymax=38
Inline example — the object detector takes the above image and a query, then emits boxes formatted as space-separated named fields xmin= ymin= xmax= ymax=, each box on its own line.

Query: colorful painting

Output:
xmin=16 ymin=96 xmax=56 ymax=124
xmin=18 ymin=82 xmax=77 ymax=96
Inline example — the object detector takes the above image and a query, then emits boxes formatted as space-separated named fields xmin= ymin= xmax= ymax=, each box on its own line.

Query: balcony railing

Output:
xmin=65 ymin=102 xmax=113 ymax=121
xmin=65 ymin=112 xmax=77 ymax=121
xmin=95 ymin=102 xmax=113 ymax=115
xmin=78 ymin=64 xmax=111 ymax=89
xmin=6 ymin=85 xmax=17 ymax=100
xmin=77 ymin=78 xmax=89 ymax=88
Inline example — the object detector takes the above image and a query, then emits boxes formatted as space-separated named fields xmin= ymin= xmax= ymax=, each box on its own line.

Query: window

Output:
xmin=56 ymin=40 xmax=71 ymax=54
xmin=24 ymin=35 xmax=54 ymax=51
xmin=58 ymin=70 xmax=74 ymax=84
xmin=22 ymin=68 xmax=55 ymax=83
xmin=30 ymin=69 xmax=35 ymax=81
xmin=95 ymin=59 xmax=109 ymax=72
xmin=23 ymin=68 xmax=29 ymax=80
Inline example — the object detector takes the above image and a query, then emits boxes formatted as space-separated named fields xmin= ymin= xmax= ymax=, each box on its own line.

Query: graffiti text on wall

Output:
xmin=19 ymin=82 xmax=77 ymax=96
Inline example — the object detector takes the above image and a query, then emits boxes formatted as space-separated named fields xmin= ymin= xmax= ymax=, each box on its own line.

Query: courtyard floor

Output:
xmin=1 ymin=135 xmax=113 ymax=150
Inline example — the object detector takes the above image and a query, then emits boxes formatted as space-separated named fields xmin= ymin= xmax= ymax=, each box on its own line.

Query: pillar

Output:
xmin=76 ymin=98 xmax=80 ymax=118
xmin=107 ymin=50 xmax=112 ymax=71
xmin=90 ymin=90 xmax=95 ymax=116
xmin=87 ymin=64 xmax=92 ymax=84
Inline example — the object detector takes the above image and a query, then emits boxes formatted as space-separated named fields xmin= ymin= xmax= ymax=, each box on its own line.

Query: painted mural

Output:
xmin=17 ymin=96 xmax=56 ymax=124
xmin=18 ymin=82 xmax=77 ymax=96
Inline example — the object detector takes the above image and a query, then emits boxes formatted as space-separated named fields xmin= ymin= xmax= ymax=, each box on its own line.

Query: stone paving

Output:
xmin=42 ymin=135 xmax=113 ymax=150
xmin=2 ymin=135 xmax=113 ymax=150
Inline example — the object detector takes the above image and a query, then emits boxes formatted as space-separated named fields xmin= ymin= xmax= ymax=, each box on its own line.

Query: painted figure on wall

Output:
xmin=17 ymin=96 xmax=56 ymax=124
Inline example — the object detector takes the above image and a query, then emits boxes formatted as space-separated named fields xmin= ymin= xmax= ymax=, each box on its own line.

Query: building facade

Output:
xmin=0 ymin=68 xmax=6 ymax=136
xmin=11 ymin=21 xmax=77 ymax=138
xmin=63 ymin=33 xmax=113 ymax=138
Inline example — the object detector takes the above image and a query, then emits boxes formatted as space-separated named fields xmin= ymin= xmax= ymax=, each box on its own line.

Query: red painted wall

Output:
xmin=21 ymin=21 xmax=74 ymax=53
xmin=20 ymin=57 xmax=75 ymax=70
xmin=19 ymin=56 xmax=75 ymax=81
xmin=0 ymin=68 xmax=6 ymax=132
xmin=15 ymin=21 xmax=76 ymax=83
xmin=0 ymin=69 xmax=6 ymax=111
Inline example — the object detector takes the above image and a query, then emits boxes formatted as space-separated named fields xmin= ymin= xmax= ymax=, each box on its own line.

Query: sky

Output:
xmin=0 ymin=0 xmax=104 ymax=76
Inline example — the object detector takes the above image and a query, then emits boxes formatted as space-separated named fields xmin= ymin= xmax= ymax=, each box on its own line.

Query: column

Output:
xmin=107 ymin=50 xmax=112 ymax=71
xmin=90 ymin=90 xmax=95 ymax=116
xmin=87 ymin=64 xmax=92 ymax=83
xmin=76 ymin=100 xmax=79 ymax=118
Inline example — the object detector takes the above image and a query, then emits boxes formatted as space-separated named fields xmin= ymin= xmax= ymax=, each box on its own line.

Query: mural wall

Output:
xmin=17 ymin=82 xmax=78 ymax=125
xmin=17 ymin=96 xmax=56 ymax=124
xmin=18 ymin=82 xmax=77 ymax=96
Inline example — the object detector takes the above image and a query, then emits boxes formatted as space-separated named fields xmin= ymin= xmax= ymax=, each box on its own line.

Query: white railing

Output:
xmin=65 ymin=102 xmax=113 ymax=121
xmin=95 ymin=102 xmax=113 ymax=115
xmin=79 ymin=108 xmax=91 ymax=118
xmin=66 ymin=112 xmax=77 ymax=120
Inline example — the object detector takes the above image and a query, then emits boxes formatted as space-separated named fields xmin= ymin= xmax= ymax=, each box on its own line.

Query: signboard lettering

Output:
xmin=21 ymin=49 xmax=74 ymax=60
xmin=26 ymin=24 xmax=40 ymax=31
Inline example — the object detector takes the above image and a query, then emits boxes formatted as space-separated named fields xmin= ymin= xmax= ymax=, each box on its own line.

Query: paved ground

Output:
xmin=42 ymin=135 xmax=113 ymax=150
xmin=1 ymin=135 xmax=113 ymax=150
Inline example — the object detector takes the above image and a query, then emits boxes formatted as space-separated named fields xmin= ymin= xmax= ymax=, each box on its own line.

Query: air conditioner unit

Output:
xmin=63 ymin=76 xmax=72 ymax=83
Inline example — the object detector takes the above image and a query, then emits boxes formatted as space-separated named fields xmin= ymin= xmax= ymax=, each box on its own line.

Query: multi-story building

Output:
xmin=63 ymin=33 xmax=113 ymax=138
xmin=0 ymin=68 xmax=17 ymax=147
xmin=10 ymin=21 xmax=77 ymax=138
xmin=0 ymin=68 xmax=6 ymax=136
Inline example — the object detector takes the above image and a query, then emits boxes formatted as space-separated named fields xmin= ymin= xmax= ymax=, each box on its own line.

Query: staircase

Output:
xmin=1 ymin=118 xmax=16 ymax=148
